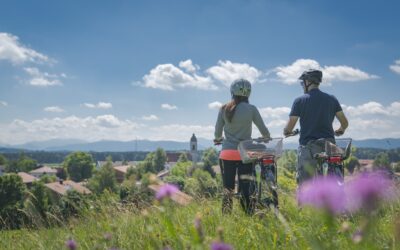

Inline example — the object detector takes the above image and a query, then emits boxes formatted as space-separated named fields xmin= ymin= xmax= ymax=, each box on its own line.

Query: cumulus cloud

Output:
xmin=24 ymin=67 xmax=63 ymax=87
xmin=207 ymin=60 xmax=261 ymax=87
xmin=83 ymin=102 xmax=112 ymax=109
xmin=390 ymin=60 xmax=400 ymax=74
xmin=0 ymin=101 xmax=8 ymax=107
xmin=140 ymin=59 xmax=262 ymax=90
xmin=260 ymin=106 xmax=291 ymax=119
xmin=0 ymin=115 xmax=144 ymax=144
xmin=179 ymin=59 xmax=199 ymax=73
xmin=44 ymin=106 xmax=64 ymax=113
xmin=148 ymin=124 xmax=214 ymax=141
xmin=208 ymin=101 xmax=223 ymax=110
xmin=274 ymin=59 xmax=378 ymax=84
xmin=0 ymin=115 xmax=215 ymax=144
xmin=342 ymin=101 xmax=400 ymax=116
xmin=0 ymin=33 xmax=49 ymax=64
xmin=161 ymin=103 xmax=178 ymax=110
xmin=142 ymin=62 xmax=217 ymax=91
xmin=142 ymin=115 xmax=159 ymax=121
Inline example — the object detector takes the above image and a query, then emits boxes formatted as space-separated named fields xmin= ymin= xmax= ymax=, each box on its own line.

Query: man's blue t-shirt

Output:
xmin=289 ymin=89 xmax=342 ymax=145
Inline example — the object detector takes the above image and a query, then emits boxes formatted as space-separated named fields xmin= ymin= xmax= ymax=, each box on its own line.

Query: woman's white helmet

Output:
xmin=230 ymin=79 xmax=251 ymax=97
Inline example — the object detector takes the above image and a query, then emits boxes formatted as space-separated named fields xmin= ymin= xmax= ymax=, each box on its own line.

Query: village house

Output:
xmin=17 ymin=172 xmax=37 ymax=188
xmin=30 ymin=166 xmax=58 ymax=178
xmin=358 ymin=159 xmax=374 ymax=172
xmin=113 ymin=165 xmax=133 ymax=183
xmin=96 ymin=161 xmax=137 ymax=169
xmin=45 ymin=179 xmax=91 ymax=197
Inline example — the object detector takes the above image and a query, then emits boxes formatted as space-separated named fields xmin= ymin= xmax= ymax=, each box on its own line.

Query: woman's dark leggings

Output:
xmin=219 ymin=159 xmax=255 ymax=214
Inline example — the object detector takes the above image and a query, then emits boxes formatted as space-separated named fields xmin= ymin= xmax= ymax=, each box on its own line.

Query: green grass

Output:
xmin=1 ymin=190 xmax=399 ymax=250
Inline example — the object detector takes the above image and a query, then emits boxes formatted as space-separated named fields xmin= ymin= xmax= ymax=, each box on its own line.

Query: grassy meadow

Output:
xmin=1 ymin=172 xmax=399 ymax=250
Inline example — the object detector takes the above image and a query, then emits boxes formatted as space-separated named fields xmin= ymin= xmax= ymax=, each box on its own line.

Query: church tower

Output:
xmin=190 ymin=133 xmax=199 ymax=163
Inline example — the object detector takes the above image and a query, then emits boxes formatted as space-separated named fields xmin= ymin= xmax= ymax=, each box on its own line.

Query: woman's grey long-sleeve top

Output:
xmin=214 ymin=102 xmax=270 ymax=150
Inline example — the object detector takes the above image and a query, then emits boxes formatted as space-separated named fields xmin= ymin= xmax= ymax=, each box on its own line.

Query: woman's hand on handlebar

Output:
xmin=213 ymin=138 xmax=223 ymax=145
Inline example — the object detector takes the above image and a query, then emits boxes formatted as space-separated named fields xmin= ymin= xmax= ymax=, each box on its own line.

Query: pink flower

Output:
xmin=346 ymin=171 xmax=394 ymax=212
xmin=210 ymin=242 xmax=233 ymax=250
xmin=65 ymin=239 xmax=77 ymax=250
xmin=297 ymin=176 xmax=346 ymax=214
xmin=156 ymin=184 xmax=179 ymax=201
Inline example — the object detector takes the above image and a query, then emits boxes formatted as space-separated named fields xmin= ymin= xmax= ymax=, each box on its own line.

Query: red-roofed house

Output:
xmin=17 ymin=172 xmax=37 ymax=188
xmin=30 ymin=166 xmax=57 ymax=178
xmin=45 ymin=180 xmax=91 ymax=196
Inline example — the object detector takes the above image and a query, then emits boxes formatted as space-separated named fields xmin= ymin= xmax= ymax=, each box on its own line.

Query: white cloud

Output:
xmin=179 ymin=59 xmax=199 ymax=73
xmin=142 ymin=63 xmax=217 ymax=91
xmin=83 ymin=102 xmax=112 ymax=109
xmin=342 ymin=101 xmax=400 ymax=116
xmin=260 ymin=106 xmax=291 ymax=119
xmin=0 ymin=115 xmax=144 ymax=144
xmin=161 ymin=103 xmax=178 ymax=110
xmin=0 ymin=115 xmax=215 ymax=144
xmin=0 ymin=33 xmax=49 ymax=64
xmin=274 ymin=59 xmax=378 ymax=84
xmin=208 ymin=101 xmax=223 ymax=110
xmin=140 ymin=59 xmax=262 ymax=91
xmin=44 ymin=106 xmax=64 ymax=113
xmin=206 ymin=60 xmax=261 ymax=87
xmin=142 ymin=115 xmax=159 ymax=121
xmin=0 ymin=101 xmax=8 ymax=107
xmin=149 ymin=124 xmax=214 ymax=141
xmin=390 ymin=60 xmax=400 ymax=74
xmin=24 ymin=67 xmax=62 ymax=87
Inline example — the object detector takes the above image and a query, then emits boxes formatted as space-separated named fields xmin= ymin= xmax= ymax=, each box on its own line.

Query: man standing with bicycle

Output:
xmin=283 ymin=69 xmax=349 ymax=184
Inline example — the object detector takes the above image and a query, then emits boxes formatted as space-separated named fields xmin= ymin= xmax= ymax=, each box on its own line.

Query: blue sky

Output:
xmin=0 ymin=0 xmax=399 ymax=144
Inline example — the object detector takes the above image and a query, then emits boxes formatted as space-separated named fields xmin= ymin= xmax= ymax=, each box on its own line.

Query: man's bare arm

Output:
xmin=283 ymin=116 xmax=299 ymax=136
xmin=335 ymin=111 xmax=348 ymax=135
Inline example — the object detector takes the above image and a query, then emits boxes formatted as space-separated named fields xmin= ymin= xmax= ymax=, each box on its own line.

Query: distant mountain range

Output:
xmin=1 ymin=138 xmax=399 ymax=153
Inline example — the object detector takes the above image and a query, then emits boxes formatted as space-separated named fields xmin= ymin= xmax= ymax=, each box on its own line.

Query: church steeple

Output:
xmin=190 ymin=133 xmax=198 ymax=163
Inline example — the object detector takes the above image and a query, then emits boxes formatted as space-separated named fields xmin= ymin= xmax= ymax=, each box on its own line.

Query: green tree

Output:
xmin=63 ymin=152 xmax=94 ymax=182
xmin=374 ymin=152 xmax=390 ymax=168
xmin=88 ymin=156 xmax=118 ymax=194
xmin=24 ymin=181 xmax=51 ymax=226
xmin=178 ymin=152 xmax=189 ymax=163
xmin=201 ymin=147 xmax=218 ymax=177
xmin=164 ymin=175 xmax=186 ymax=189
xmin=183 ymin=169 xmax=220 ymax=198
xmin=152 ymin=148 xmax=167 ymax=173
xmin=39 ymin=174 xmax=57 ymax=184
xmin=170 ymin=161 xmax=192 ymax=178
xmin=6 ymin=153 xmax=37 ymax=173
xmin=0 ymin=154 xmax=7 ymax=165
xmin=0 ymin=174 xmax=26 ymax=229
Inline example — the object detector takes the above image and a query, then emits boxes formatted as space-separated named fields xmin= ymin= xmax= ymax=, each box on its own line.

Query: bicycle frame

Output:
xmin=238 ymin=138 xmax=283 ymax=208
xmin=313 ymin=138 xmax=352 ymax=185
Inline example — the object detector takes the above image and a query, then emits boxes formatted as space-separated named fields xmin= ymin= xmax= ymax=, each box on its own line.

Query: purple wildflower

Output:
xmin=346 ymin=171 xmax=394 ymax=212
xmin=210 ymin=241 xmax=234 ymax=250
xmin=65 ymin=239 xmax=77 ymax=250
xmin=156 ymin=183 xmax=179 ymax=201
xmin=297 ymin=176 xmax=346 ymax=214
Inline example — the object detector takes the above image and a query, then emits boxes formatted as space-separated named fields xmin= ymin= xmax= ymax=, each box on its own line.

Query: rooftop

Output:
xmin=17 ymin=172 xmax=37 ymax=183
xmin=30 ymin=166 xmax=57 ymax=174
xmin=45 ymin=180 xmax=91 ymax=195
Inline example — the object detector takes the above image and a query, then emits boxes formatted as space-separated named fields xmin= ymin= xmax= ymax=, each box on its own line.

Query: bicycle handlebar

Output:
xmin=285 ymin=128 xmax=299 ymax=138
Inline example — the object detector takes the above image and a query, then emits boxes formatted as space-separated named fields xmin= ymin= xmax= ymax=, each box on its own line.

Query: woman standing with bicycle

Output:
xmin=214 ymin=79 xmax=271 ymax=215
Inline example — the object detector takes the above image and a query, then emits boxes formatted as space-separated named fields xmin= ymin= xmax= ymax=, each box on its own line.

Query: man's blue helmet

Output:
xmin=299 ymin=69 xmax=323 ymax=83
